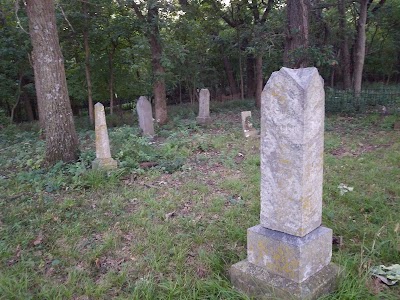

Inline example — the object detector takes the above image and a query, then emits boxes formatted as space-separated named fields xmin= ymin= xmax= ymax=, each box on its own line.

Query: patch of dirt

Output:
xmin=330 ymin=143 xmax=393 ymax=158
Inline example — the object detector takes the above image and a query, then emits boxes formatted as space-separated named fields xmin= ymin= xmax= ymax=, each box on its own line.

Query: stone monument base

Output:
xmin=196 ymin=116 xmax=211 ymax=125
xmin=230 ymin=260 xmax=340 ymax=300
xmin=247 ymin=225 xmax=333 ymax=282
xmin=244 ymin=129 xmax=259 ymax=138
xmin=92 ymin=158 xmax=118 ymax=170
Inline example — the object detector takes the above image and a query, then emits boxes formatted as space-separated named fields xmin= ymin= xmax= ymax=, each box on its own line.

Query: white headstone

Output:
xmin=137 ymin=96 xmax=154 ymax=137
xmin=241 ymin=111 xmax=258 ymax=138
xmin=230 ymin=67 xmax=339 ymax=299
xmin=92 ymin=102 xmax=117 ymax=169
xmin=196 ymin=88 xmax=211 ymax=124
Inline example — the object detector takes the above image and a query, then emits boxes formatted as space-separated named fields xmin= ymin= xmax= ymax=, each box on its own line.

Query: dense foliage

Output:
xmin=1 ymin=0 xmax=400 ymax=124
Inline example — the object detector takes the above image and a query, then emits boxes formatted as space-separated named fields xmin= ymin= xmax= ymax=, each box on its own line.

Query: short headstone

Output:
xmin=196 ymin=88 xmax=211 ymax=124
xmin=92 ymin=102 xmax=117 ymax=170
xmin=241 ymin=111 xmax=258 ymax=138
xmin=230 ymin=67 xmax=339 ymax=300
xmin=137 ymin=96 xmax=155 ymax=137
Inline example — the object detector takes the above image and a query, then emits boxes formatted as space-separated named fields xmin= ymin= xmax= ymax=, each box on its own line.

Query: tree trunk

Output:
xmin=255 ymin=55 xmax=263 ymax=108
xmin=26 ymin=0 xmax=79 ymax=164
xmin=353 ymin=0 xmax=368 ymax=95
xmin=284 ymin=0 xmax=309 ymax=68
xmin=83 ymin=1 xmax=94 ymax=124
xmin=222 ymin=56 xmax=239 ymax=95
xmin=246 ymin=54 xmax=256 ymax=98
xmin=30 ymin=53 xmax=45 ymax=129
xmin=237 ymin=29 xmax=244 ymax=100
xmin=24 ymin=94 xmax=35 ymax=122
xmin=338 ymin=0 xmax=351 ymax=89
xmin=108 ymin=50 xmax=115 ymax=115
xmin=10 ymin=74 xmax=23 ymax=124
xmin=131 ymin=1 xmax=168 ymax=124
xmin=149 ymin=30 xmax=167 ymax=124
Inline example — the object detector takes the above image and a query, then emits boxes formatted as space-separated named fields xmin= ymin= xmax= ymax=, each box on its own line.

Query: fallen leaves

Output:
xmin=7 ymin=244 xmax=21 ymax=266
xmin=33 ymin=232 xmax=44 ymax=246
xmin=370 ymin=264 xmax=400 ymax=286
xmin=338 ymin=183 xmax=354 ymax=196
xmin=165 ymin=211 xmax=176 ymax=221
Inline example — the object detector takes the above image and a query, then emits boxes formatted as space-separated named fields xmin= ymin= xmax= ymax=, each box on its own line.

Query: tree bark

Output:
xmin=338 ymin=0 xmax=352 ymax=89
xmin=131 ymin=1 xmax=168 ymax=124
xmin=237 ymin=29 xmax=244 ymax=100
xmin=148 ymin=6 xmax=167 ymax=124
xmin=246 ymin=54 xmax=256 ymax=98
xmin=149 ymin=33 xmax=167 ymax=124
xmin=10 ymin=74 xmax=23 ymax=123
xmin=83 ymin=1 xmax=94 ymax=124
xmin=255 ymin=55 xmax=263 ymax=108
xmin=108 ymin=50 xmax=115 ymax=115
xmin=284 ymin=0 xmax=309 ymax=68
xmin=222 ymin=56 xmax=239 ymax=95
xmin=24 ymin=94 xmax=35 ymax=122
xmin=26 ymin=0 xmax=79 ymax=164
xmin=353 ymin=0 xmax=368 ymax=95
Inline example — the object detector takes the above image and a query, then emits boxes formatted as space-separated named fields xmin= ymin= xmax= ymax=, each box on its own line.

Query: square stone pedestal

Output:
xmin=196 ymin=116 xmax=211 ymax=125
xmin=247 ymin=225 xmax=332 ymax=282
xmin=92 ymin=158 xmax=118 ymax=170
xmin=230 ymin=225 xmax=340 ymax=299
xmin=230 ymin=260 xmax=340 ymax=300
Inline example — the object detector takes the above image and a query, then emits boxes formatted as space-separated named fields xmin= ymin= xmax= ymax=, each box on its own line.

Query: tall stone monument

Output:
xmin=196 ymin=88 xmax=211 ymax=124
xmin=137 ymin=96 xmax=155 ymax=137
xmin=92 ymin=102 xmax=117 ymax=169
xmin=241 ymin=111 xmax=258 ymax=138
xmin=230 ymin=67 xmax=339 ymax=299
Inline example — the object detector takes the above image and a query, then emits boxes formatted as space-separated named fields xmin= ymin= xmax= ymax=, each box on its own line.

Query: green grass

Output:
xmin=0 ymin=102 xmax=399 ymax=299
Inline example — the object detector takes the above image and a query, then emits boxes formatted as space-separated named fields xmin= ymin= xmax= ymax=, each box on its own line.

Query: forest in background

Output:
xmin=1 ymin=0 xmax=399 ymax=125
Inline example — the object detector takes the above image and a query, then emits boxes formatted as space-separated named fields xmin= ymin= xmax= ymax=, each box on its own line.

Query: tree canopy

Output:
xmin=1 ymin=0 xmax=399 ymax=124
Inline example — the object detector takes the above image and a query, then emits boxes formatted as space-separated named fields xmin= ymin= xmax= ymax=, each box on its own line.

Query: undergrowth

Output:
xmin=0 ymin=103 xmax=399 ymax=299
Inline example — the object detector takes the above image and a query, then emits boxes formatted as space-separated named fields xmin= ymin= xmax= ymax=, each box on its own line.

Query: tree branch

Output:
xmin=131 ymin=0 xmax=145 ymax=20
xmin=260 ymin=0 xmax=274 ymax=23
xmin=371 ymin=0 xmax=386 ymax=14
xmin=250 ymin=0 xmax=260 ymax=22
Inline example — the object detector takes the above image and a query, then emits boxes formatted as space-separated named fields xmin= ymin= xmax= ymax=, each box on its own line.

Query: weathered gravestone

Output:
xmin=241 ymin=111 xmax=258 ymax=138
xmin=137 ymin=96 xmax=155 ymax=137
xmin=196 ymin=88 xmax=211 ymax=124
xmin=92 ymin=102 xmax=117 ymax=169
xmin=230 ymin=67 xmax=339 ymax=299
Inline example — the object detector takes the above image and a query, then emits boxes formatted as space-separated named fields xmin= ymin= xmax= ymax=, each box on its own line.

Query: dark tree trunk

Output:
xmin=24 ymin=94 xmax=35 ymax=122
xmin=284 ymin=0 xmax=309 ymax=68
xmin=149 ymin=32 xmax=167 ymax=124
xmin=338 ymin=0 xmax=352 ymax=89
xmin=223 ymin=56 xmax=239 ymax=95
xmin=255 ymin=55 xmax=263 ymax=108
xmin=26 ymin=0 xmax=79 ymax=164
xmin=353 ymin=0 xmax=368 ymax=95
xmin=237 ymin=29 xmax=244 ymax=100
xmin=83 ymin=1 xmax=94 ymax=124
xmin=108 ymin=50 xmax=115 ymax=115
xmin=246 ymin=54 xmax=256 ymax=98
xmin=10 ymin=74 xmax=23 ymax=123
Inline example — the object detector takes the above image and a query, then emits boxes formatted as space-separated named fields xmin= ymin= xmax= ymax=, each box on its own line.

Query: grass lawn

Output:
xmin=0 ymin=101 xmax=399 ymax=299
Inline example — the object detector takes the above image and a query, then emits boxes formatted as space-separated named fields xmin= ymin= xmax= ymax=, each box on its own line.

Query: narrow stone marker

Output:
xmin=196 ymin=88 xmax=211 ymax=124
xmin=241 ymin=111 xmax=258 ymax=138
xmin=230 ymin=67 xmax=339 ymax=300
xmin=137 ymin=96 xmax=155 ymax=137
xmin=92 ymin=102 xmax=117 ymax=170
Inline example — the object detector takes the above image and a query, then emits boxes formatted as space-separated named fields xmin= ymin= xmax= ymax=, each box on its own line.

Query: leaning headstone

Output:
xmin=230 ymin=67 xmax=339 ymax=299
xmin=92 ymin=102 xmax=117 ymax=170
xmin=241 ymin=111 xmax=258 ymax=138
xmin=196 ymin=88 xmax=211 ymax=124
xmin=137 ymin=96 xmax=155 ymax=137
